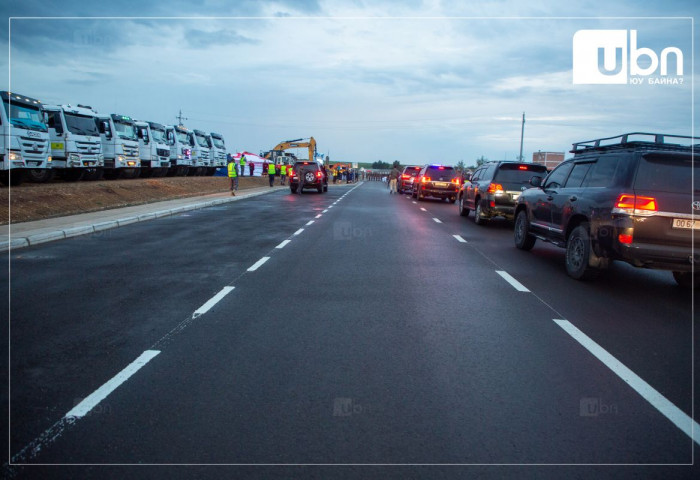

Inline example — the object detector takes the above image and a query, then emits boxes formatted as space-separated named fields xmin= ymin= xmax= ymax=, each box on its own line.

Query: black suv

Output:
xmin=290 ymin=161 xmax=328 ymax=194
xmin=514 ymin=133 xmax=699 ymax=286
xmin=398 ymin=165 xmax=421 ymax=194
xmin=458 ymin=161 xmax=548 ymax=225
xmin=411 ymin=165 xmax=459 ymax=202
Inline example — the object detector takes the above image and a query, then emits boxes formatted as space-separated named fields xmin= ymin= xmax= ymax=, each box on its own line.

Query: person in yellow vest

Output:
xmin=227 ymin=157 xmax=238 ymax=196
xmin=280 ymin=163 xmax=287 ymax=185
xmin=268 ymin=161 xmax=276 ymax=187
xmin=239 ymin=154 xmax=247 ymax=177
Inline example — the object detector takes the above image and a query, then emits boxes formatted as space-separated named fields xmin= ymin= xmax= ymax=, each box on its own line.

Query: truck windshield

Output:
xmin=114 ymin=121 xmax=137 ymax=141
xmin=195 ymin=133 xmax=209 ymax=148
xmin=64 ymin=112 xmax=99 ymax=136
xmin=151 ymin=127 xmax=167 ymax=143
xmin=176 ymin=131 xmax=189 ymax=144
xmin=3 ymin=100 xmax=47 ymax=132
xmin=212 ymin=137 xmax=225 ymax=149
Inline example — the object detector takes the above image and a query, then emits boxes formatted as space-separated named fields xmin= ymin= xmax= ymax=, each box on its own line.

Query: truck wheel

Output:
xmin=83 ymin=168 xmax=104 ymax=181
xmin=62 ymin=169 xmax=85 ymax=182
xmin=0 ymin=170 xmax=24 ymax=186
xmin=25 ymin=169 xmax=54 ymax=183
xmin=473 ymin=200 xmax=487 ymax=225
xmin=565 ymin=223 xmax=600 ymax=280
xmin=672 ymin=271 xmax=698 ymax=288
xmin=514 ymin=210 xmax=536 ymax=251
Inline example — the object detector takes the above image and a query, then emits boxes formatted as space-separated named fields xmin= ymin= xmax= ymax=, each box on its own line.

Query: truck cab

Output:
xmin=135 ymin=121 xmax=171 ymax=177
xmin=165 ymin=125 xmax=193 ymax=176
xmin=44 ymin=104 xmax=103 ymax=181
xmin=191 ymin=129 xmax=212 ymax=176
xmin=209 ymin=132 xmax=227 ymax=174
xmin=0 ymin=91 xmax=51 ymax=186
xmin=96 ymin=113 xmax=140 ymax=179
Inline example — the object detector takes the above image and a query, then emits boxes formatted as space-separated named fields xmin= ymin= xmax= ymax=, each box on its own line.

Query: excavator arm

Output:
xmin=265 ymin=137 xmax=317 ymax=163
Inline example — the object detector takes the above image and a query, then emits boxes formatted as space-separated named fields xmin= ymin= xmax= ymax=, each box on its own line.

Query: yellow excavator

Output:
xmin=264 ymin=137 xmax=317 ymax=165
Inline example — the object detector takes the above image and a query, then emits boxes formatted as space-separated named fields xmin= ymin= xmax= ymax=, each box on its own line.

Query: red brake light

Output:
xmin=438 ymin=166 xmax=445 ymax=170
xmin=486 ymin=183 xmax=504 ymax=194
xmin=421 ymin=176 xmax=431 ymax=183
xmin=316 ymin=171 xmax=322 ymax=178
xmin=518 ymin=165 xmax=528 ymax=170
xmin=401 ymin=174 xmax=410 ymax=179
xmin=615 ymin=194 xmax=658 ymax=213
xmin=618 ymin=234 xmax=633 ymax=244
xmin=451 ymin=178 xmax=461 ymax=185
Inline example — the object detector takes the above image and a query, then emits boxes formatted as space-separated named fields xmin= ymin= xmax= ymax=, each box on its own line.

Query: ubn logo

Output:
xmin=573 ymin=30 xmax=683 ymax=84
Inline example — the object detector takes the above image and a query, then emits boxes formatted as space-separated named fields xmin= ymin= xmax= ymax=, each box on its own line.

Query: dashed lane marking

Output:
xmin=192 ymin=286 xmax=235 ymax=319
xmin=247 ymin=257 xmax=270 ymax=272
xmin=496 ymin=270 xmax=530 ymax=292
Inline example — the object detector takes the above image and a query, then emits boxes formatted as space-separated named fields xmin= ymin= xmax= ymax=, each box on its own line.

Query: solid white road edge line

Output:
xmin=192 ymin=286 xmax=235 ymax=319
xmin=495 ymin=270 xmax=530 ymax=292
xmin=433 ymin=218 xmax=442 ymax=223
xmin=247 ymin=256 xmax=270 ymax=272
xmin=65 ymin=350 xmax=160 ymax=419
xmin=554 ymin=319 xmax=700 ymax=447
xmin=453 ymin=235 xmax=468 ymax=243
xmin=276 ymin=239 xmax=291 ymax=249
xmin=294 ymin=228 xmax=304 ymax=236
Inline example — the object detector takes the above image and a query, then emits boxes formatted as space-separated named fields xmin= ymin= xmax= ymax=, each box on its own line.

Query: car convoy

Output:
xmin=0 ymin=90 xmax=227 ymax=185
xmin=402 ymin=132 xmax=698 ymax=288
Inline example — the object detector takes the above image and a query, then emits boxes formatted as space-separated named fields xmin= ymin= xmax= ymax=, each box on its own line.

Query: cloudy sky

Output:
xmin=2 ymin=1 xmax=697 ymax=166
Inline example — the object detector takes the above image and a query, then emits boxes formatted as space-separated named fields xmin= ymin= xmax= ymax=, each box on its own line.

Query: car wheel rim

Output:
xmin=569 ymin=237 xmax=585 ymax=269
xmin=515 ymin=217 xmax=524 ymax=242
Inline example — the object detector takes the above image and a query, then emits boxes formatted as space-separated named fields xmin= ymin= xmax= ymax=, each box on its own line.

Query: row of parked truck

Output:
xmin=0 ymin=90 xmax=228 ymax=185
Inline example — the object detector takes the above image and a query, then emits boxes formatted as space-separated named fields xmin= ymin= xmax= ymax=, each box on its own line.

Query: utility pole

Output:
xmin=519 ymin=112 xmax=525 ymax=161
xmin=176 ymin=109 xmax=188 ymax=126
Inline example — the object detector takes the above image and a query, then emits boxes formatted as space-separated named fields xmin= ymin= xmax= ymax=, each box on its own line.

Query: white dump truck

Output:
xmin=165 ymin=124 xmax=193 ymax=176
xmin=44 ymin=104 xmax=103 ymax=181
xmin=96 ymin=113 xmax=140 ymax=179
xmin=0 ymin=91 xmax=51 ymax=186
xmin=209 ymin=132 xmax=226 ymax=174
xmin=191 ymin=129 xmax=212 ymax=176
xmin=135 ymin=120 xmax=171 ymax=177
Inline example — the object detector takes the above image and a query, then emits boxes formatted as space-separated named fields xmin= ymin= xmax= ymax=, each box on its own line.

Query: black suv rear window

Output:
xmin=425 ymin=166 xmax=456 ymax=180
xmin=494 ymin=163 xmax=547 ymax=183
xmin=635 ymin=154 xmax=698 ymax=194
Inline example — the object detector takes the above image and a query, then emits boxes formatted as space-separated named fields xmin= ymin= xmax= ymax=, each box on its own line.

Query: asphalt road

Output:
xmin=2 ymin=181 xmax=698 ymax=479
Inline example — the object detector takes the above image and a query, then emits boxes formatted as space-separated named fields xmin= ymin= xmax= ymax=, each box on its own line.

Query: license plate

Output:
xmin=434 ymin=182 xmax=448 ymax=187
xmin=672 ymin=218 xmax=700 ymax=230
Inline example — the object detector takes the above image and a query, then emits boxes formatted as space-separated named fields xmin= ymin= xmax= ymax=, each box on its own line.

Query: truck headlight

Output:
xmin=9 ymin=151 xmax=22 ymax=162
xmin=117 ymin=155 xmax=125 ymax=163
xmin=47 ymin=156 xmax=52 ymax=164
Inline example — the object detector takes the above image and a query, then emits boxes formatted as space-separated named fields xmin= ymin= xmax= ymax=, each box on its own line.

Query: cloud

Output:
xmin=185 ymin=28 xmax=259 ymax=49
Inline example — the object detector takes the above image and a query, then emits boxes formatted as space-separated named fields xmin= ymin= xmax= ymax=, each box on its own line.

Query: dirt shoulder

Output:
xmin=0 ymin=175 xmax=271 ymax=225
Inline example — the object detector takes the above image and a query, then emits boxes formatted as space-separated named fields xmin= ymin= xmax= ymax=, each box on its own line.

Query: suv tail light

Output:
xmin=614 ymin=194 xmax=658 ymax=215
xmin=316 ymin=171 xmax=323 ymax=178
xmin=486 ymin=183 xmax=504 ymax=194
xmin=451 ymin=178 xmax=461 ymax=186
xmin=421 ymin=176 xmax=431 ymax=183
xmin=401 ymin=174 xmax=410 ymax=179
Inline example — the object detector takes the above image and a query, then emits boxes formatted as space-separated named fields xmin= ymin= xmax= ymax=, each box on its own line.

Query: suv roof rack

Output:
xmin=571 ymin=132 xmax=698 ymax=154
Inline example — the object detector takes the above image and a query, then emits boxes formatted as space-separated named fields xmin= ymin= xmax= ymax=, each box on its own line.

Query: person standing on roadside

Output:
xmin=239 ymin=154 xmax=247 ymax=177
xmin=227 ymin=156 xmax=238 ymax=195
xmin=280 ymin=163 xmax=287 ymax=185
xmin=388 ymin=165 xmax=400 ymax=194
xmin=268 ymin=161 xmax=276 ymax=187
xmin=249 ymin=161 xmax=254 ymax=176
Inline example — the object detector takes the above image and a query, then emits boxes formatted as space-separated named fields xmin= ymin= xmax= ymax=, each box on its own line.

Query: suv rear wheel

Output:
xmin=565 ymin=223 xmax=600 ymax=280
xmin=514 ymin=210 xmax=536 ymax=250
xmin=473 ymin=200 xmax=487 ymax=225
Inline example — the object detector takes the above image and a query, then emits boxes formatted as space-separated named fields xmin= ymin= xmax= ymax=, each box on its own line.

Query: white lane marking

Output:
xmin=496 ymin=270 xmax=530 ymax=292
xmin=554 ymin=319 xmax=700 ymax=447
xmin=412 ymin=201 xmax=417 ymax=204
xmin=432 ymin=218 xmax=442 ymax=224
xmin=294 ymin=228 xmax=304 ymax=235
xmin=420 ymin=208 xmax=427 ymax=212
xmin=315 ymin=214 xmax=322 ymax=219
xmin=322 ymin=209 xmax=329 ymax=213
xmin=247 ymin=256 xmax=270 ymax=272
xmin=66 ymin=350 xmax=160 ymax=418
xmin=192 ymin=286 xmax=235 ymax=319
xmin=306 ymin=220 xmax=315 ymax=226
xmin=328 ymin=205 xmax=334 ymax=209
xmin=276 ymin=239 xmax=291 ymax=249
xmin=453 ymin=235 xmax=468 ymax=243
